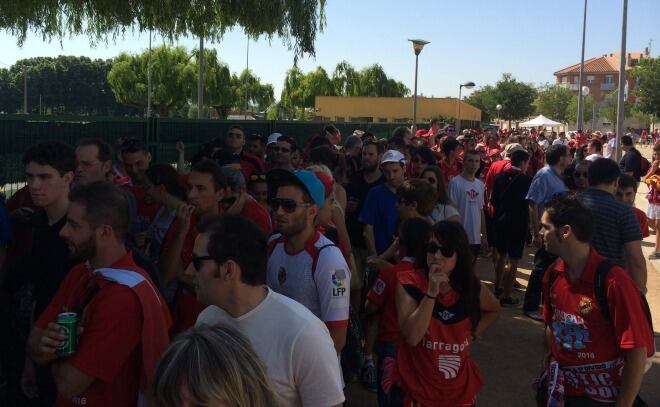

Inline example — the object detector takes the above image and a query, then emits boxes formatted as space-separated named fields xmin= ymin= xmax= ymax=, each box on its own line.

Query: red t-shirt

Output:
xmin=542 ymin=248 xmax=654 ymax=402
xmin=223 ymin=197 xmax=272 ymax=235
xmin=576 ymin=133 xmax=588 ymax=148
xmin=485 ymin=158 xmax=511 ymax=192
xmin=396 ymin=270 xmax=483 ymax=407
xmin=163 ymin=219 xmax=207 ymax=335
xmin=632 ymin=207 xmax=650 ymax=238
xmin=35 ymin=253 xmax=152 ymax=407
xmin=123 ymin=185 xmax=162 ymax=233
xmin=240 ymin=150 xmax=265 ymax=180
xmin=366 ymin=259 xmax=414 ymax=343
xmin=439 ymin=158 xmax=463 ymax=184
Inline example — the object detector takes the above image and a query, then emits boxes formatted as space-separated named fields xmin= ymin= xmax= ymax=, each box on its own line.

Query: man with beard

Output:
xmin=268 ymin=135 xmax=296 ymax=172
xmin=27 ymin=182 xmax=170 ymax=407
xmin=20 ymin=142 xmax=76 ymax=406
xmin=345 ymin=139 xmax=384 ymax=309
xmin=266 ymin=170 xmax=350 ymax=354
xmin=222 ymin=125 xmax=265 ymax=180
xmin=160 ymin=160 xmax=226 ymax=334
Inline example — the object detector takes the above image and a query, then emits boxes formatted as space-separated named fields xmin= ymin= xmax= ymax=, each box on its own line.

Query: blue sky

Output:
xmin=0 ymin=0 xmax=658 ymax=100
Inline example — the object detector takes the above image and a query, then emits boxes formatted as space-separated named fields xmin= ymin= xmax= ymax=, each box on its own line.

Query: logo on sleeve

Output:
xmin=331 ymin=270 xmax=347 ymax=297
xmin=372 ymin=278 xmax=385 ymax=295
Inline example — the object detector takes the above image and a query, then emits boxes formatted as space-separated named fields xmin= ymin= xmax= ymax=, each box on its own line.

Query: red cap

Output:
xmin=312 ymin=171 xmax=334 ymax=197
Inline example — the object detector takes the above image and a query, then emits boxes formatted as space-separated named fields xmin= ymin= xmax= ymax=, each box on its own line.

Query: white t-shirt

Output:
xmin=539 ymin=139 xmax=550 ymax=150
xmin=267 ymin=232 xmax=350 ymax=327
xmin=196 ymin=288 xmax=345 ymax=407
xmin=605 ymin=138 xmax=616 ymax=158
xmin=585 ymin=153 xmax=604 ymax=162
xmin=448 ymin=175 xmax=485 ymax=245
xmin=429 ymin=203 xmax=460 ymax=223
xmin=552 ymin=138 xmax=569 ymax=146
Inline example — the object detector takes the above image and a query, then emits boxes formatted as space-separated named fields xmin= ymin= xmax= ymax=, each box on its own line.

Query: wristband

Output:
xmin=425 ymin=293 xmax=436 ymax=300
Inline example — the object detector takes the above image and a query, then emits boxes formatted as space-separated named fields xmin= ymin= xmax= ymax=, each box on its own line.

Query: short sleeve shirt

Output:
xmin=367 ymin=259 xmax=414 ymax=342
xmin=525 ymin=166 xmax=567 ymax=216
xmin=267 ymin=232 xmax=350 ymax=328
xmin=577 ymin=189 xmax=642 ymax=267
xmin=448 ymin=175 xmax=485 ymax=245
xmin=358 ymin=183 xmax=399 ymax=255
xmin=35 ymin=253 xmax=145 ymax=407
xmin=632 ymin=207 xmax=650 ymax=238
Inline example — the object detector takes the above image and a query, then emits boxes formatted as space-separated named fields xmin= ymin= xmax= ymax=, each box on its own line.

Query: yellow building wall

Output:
xmin=315 ymin=96 xmax=481 ymax=123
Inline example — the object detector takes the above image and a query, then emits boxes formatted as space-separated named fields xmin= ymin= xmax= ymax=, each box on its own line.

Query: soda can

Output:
xmin=55 ymin=312 xmax=78 ymax=356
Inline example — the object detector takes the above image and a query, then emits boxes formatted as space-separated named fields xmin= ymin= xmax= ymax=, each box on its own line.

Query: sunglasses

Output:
xmin=271 ymin=147 xmax=291 ymax=153
xmin=227 ymin=132 xmax=243 ymax=138
xmin=250 ymin=174 xmax=266 ymax=181
xmin=426 ymin=242 xmax=455 ymax=258
xmin=191 ymin=255 xmax=214 ymax=271
xmin=574 ymin=172 xmax=587 ymax=178
xmin=270 ymin=198 xmax=312 ymax=213
xmin=424 ymin=177 xmax=437 ymax=185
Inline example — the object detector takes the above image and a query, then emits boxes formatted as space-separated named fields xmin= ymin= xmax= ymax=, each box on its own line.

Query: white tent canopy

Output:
xmin=519 ymin=114 xmax=563 ymax=127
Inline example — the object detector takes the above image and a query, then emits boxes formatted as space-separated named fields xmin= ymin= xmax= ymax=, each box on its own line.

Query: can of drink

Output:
xmin=55 ymin=312 xmax=78 ymax=356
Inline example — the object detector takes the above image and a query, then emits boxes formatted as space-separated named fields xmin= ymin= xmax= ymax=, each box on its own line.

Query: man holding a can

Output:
xmin=27 ymin=182 xmax=171 ymax=407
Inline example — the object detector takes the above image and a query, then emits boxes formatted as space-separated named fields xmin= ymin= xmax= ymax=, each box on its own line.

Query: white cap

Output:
xmin=380 ymin=149 xmax=406 ymax=165
xmin=267 ymin=132 xmax=283 ymax=145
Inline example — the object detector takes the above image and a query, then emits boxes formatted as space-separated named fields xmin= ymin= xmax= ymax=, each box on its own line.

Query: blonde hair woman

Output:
xmin=150 ymin=324 xmax=279 ymax=407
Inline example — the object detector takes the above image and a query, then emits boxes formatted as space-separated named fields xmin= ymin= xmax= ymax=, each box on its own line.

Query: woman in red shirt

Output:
xmin=395 ymin=221 xmax=500 ymax=407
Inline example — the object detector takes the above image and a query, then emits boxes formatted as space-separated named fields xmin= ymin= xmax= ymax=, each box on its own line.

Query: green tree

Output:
xmin=231 ymin=69 xmax=275 ymax=113
xmin=566 ymin=94 xmax=595 ymax=126
xmin=466 ymin=85 xmax=497 ymax=122
xmin=1 ymin=0 xmax=326 ymax=59
xmin=280 ymin=66 xmax=305 ymax=119
xmin=107 ymin=45 xmax=193 ymax=116
xmin=188 ymin=49 xmax=234 ymax=118
xmin=535 ymin=84 xmax=574 ymax=122
xmin=631 ymin=57 xmax=660 ymax=119
xmin=358 ymin=64 xmax=409 ymax=97
xmin=467 ymin=74 xmax=536 ymax=123
xmin=332 ymin=61 xmax=360 ymax=96
xmin=600 ymin=90 xmax=632 ymax=127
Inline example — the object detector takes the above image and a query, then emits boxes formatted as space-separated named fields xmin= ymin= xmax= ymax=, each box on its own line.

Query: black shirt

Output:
xmin=619 ymin=147 xmax=642 ymax=181
xmin=490 ymin=169 xmax=533 ymax=235
xmin=31 ymin=211 xmax=74 ymax=318
xmin=345 ymin=170 xmax=385 ymax=249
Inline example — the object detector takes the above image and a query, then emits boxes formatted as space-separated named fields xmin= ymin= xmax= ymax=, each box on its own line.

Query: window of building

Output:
xmin=561 ymin=76 xmax=568 ymax=83
xmin=604 ymin=75 xmax=614 ymax=84
xmin=378 ymin=117 xmax=388 ymax=123
xmin=587 ymin=75 xmax=595 ymax=84
xmin=573 ymin=76 xmax=579 ymax=84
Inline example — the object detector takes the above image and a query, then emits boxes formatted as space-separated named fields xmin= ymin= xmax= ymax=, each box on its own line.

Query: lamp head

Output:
xmin=462 ymin=81 xmax=476 ymax=89
xmin=496 ymin=104 xmax=503 ymax=111
xmin=409 ymin=39 xmax=430 ymax=55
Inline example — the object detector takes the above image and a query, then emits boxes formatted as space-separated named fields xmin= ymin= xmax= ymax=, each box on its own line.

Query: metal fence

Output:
xmin=0 ymin=115 xmax=477 ymax=195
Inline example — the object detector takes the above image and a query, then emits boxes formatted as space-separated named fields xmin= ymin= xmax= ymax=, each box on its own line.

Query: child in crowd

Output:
xmin=616 ymin=174 xmax=650 ymax=239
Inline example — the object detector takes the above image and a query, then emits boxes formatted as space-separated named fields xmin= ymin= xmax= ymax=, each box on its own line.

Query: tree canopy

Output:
xmin=466 ymin=74 xmax=537 ymax=122
xmin=631 ymin=57 xmax=660 ymax=119
xmin=534 ymin=84 xmax=574 ymax=123
xmin=1 ymin=0 xmax=326 ymax=59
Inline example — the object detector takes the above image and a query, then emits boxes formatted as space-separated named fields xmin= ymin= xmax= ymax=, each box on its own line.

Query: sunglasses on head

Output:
xmin=250 ymin=174 xmax=266 ymax=181
xmin=271 ymin=146 xmax=291 ymax=153
xmin=270 ymin=198 xmax=312 ymax=213
xmin=191 ymin=255 xmax=214 ymax=271
xmin=426 ymin=242 xmax=455 ymax=258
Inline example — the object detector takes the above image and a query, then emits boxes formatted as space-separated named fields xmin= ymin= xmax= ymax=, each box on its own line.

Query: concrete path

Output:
xmin=346 ymin=144 xmax=660 ymax=406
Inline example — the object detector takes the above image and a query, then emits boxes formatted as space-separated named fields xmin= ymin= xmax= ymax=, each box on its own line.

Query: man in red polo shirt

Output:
xmin=27 ymin=182 xmax=170 ymax=407
xmin=539 ymin=197 xmax=653 ymax=406
xmin=160 ymin=160 xmax=226 ymax=334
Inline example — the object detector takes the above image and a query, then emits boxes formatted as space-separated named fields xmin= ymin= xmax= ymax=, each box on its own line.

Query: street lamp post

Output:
xmin=615 ymin=0 xmax=628 ymax=161
xmin=456 ymin=81 xmax=475 ymax=135
xmin=577 ymin=0 xmax=588 ymax=131
xmin=409 ymin=39 xmax=429 ymax=132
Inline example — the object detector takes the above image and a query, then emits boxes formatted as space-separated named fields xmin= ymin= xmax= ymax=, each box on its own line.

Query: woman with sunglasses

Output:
xmin=411 ymin=146 xmax=437 ymax=178
xmin=395 ymin=221 xmax=500 ymax=407
xmin=564 ymin=160 xmax=590 ymax=196
xmin=421 ymin=166 xmax=460 ymax=223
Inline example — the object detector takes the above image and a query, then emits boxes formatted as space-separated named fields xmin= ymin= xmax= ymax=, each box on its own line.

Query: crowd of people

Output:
xmin=0 ymin=121 xmax=656 ymax=407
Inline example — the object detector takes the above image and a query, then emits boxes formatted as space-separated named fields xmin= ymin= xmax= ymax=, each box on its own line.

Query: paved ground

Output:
xmin=345 ymin=144 xmax=660 ymax=406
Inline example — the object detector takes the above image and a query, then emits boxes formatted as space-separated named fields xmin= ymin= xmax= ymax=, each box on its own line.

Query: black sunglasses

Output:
xmin=221 ymin=196 xmax=237 ymax=206
xmin=250 ymin=174 xmax=266 ymax=181
xmin=191 ymin=255 xmax=215 ymax=271
xmin=270 ymin=198 xmax=312 ymax=213
xmin=424 ymin=176 xmax=437 ymax=185
xmin=574 ymin=172 xmax=587 ymax=178
xmin=271 ymin=146 xmax=291 ymax=153
xmin=426 ymin=242 xmax=455 ymax=258
xmin=227 ymin=132 xmax=243 ymax=138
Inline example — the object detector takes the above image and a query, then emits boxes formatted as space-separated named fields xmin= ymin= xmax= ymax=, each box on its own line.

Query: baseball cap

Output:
xmin=267 ymin=132 xmax=283 ymax=145
xmin=503 ymin=143 xmax=525 ymax=157
xmin=267 ymin=169 xmax=325 ymax=209
xmin=380 ymin=149 xmax=406 ymax=165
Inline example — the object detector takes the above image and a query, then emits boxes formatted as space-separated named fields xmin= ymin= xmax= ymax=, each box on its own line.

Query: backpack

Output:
xmin=640 ymin=155 xmax=651 ymax=175
xmin=547 ymin=258 xmax=653 ymax=329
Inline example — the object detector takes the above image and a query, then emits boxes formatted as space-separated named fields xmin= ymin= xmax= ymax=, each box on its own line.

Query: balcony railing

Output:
xmin=558 ymin=83 xmax=579 ymax=91
xmin=600 ymin=82 xmax=615 ymax=91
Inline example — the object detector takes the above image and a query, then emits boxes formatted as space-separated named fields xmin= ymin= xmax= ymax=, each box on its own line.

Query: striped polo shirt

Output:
xmin=577 ymin=188 xmax=642 ymax=267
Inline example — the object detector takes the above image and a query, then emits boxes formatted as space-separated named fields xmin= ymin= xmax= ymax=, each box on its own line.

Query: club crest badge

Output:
xmin=578 ymin=296 xmax=593 ymax=317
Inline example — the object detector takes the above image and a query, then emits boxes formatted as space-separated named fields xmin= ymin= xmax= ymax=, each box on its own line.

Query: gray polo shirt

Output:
xmin=577 ymin=188 xmax=642 ymax=267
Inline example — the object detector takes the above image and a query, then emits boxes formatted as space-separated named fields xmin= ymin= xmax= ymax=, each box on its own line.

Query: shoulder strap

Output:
xmin=311 ymin=244 xmax=338 ymax=277
xmin=593 ymin=258 xmax=614 ymax=321
xmin=267 ymin=235 xmax=287 ymax=257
